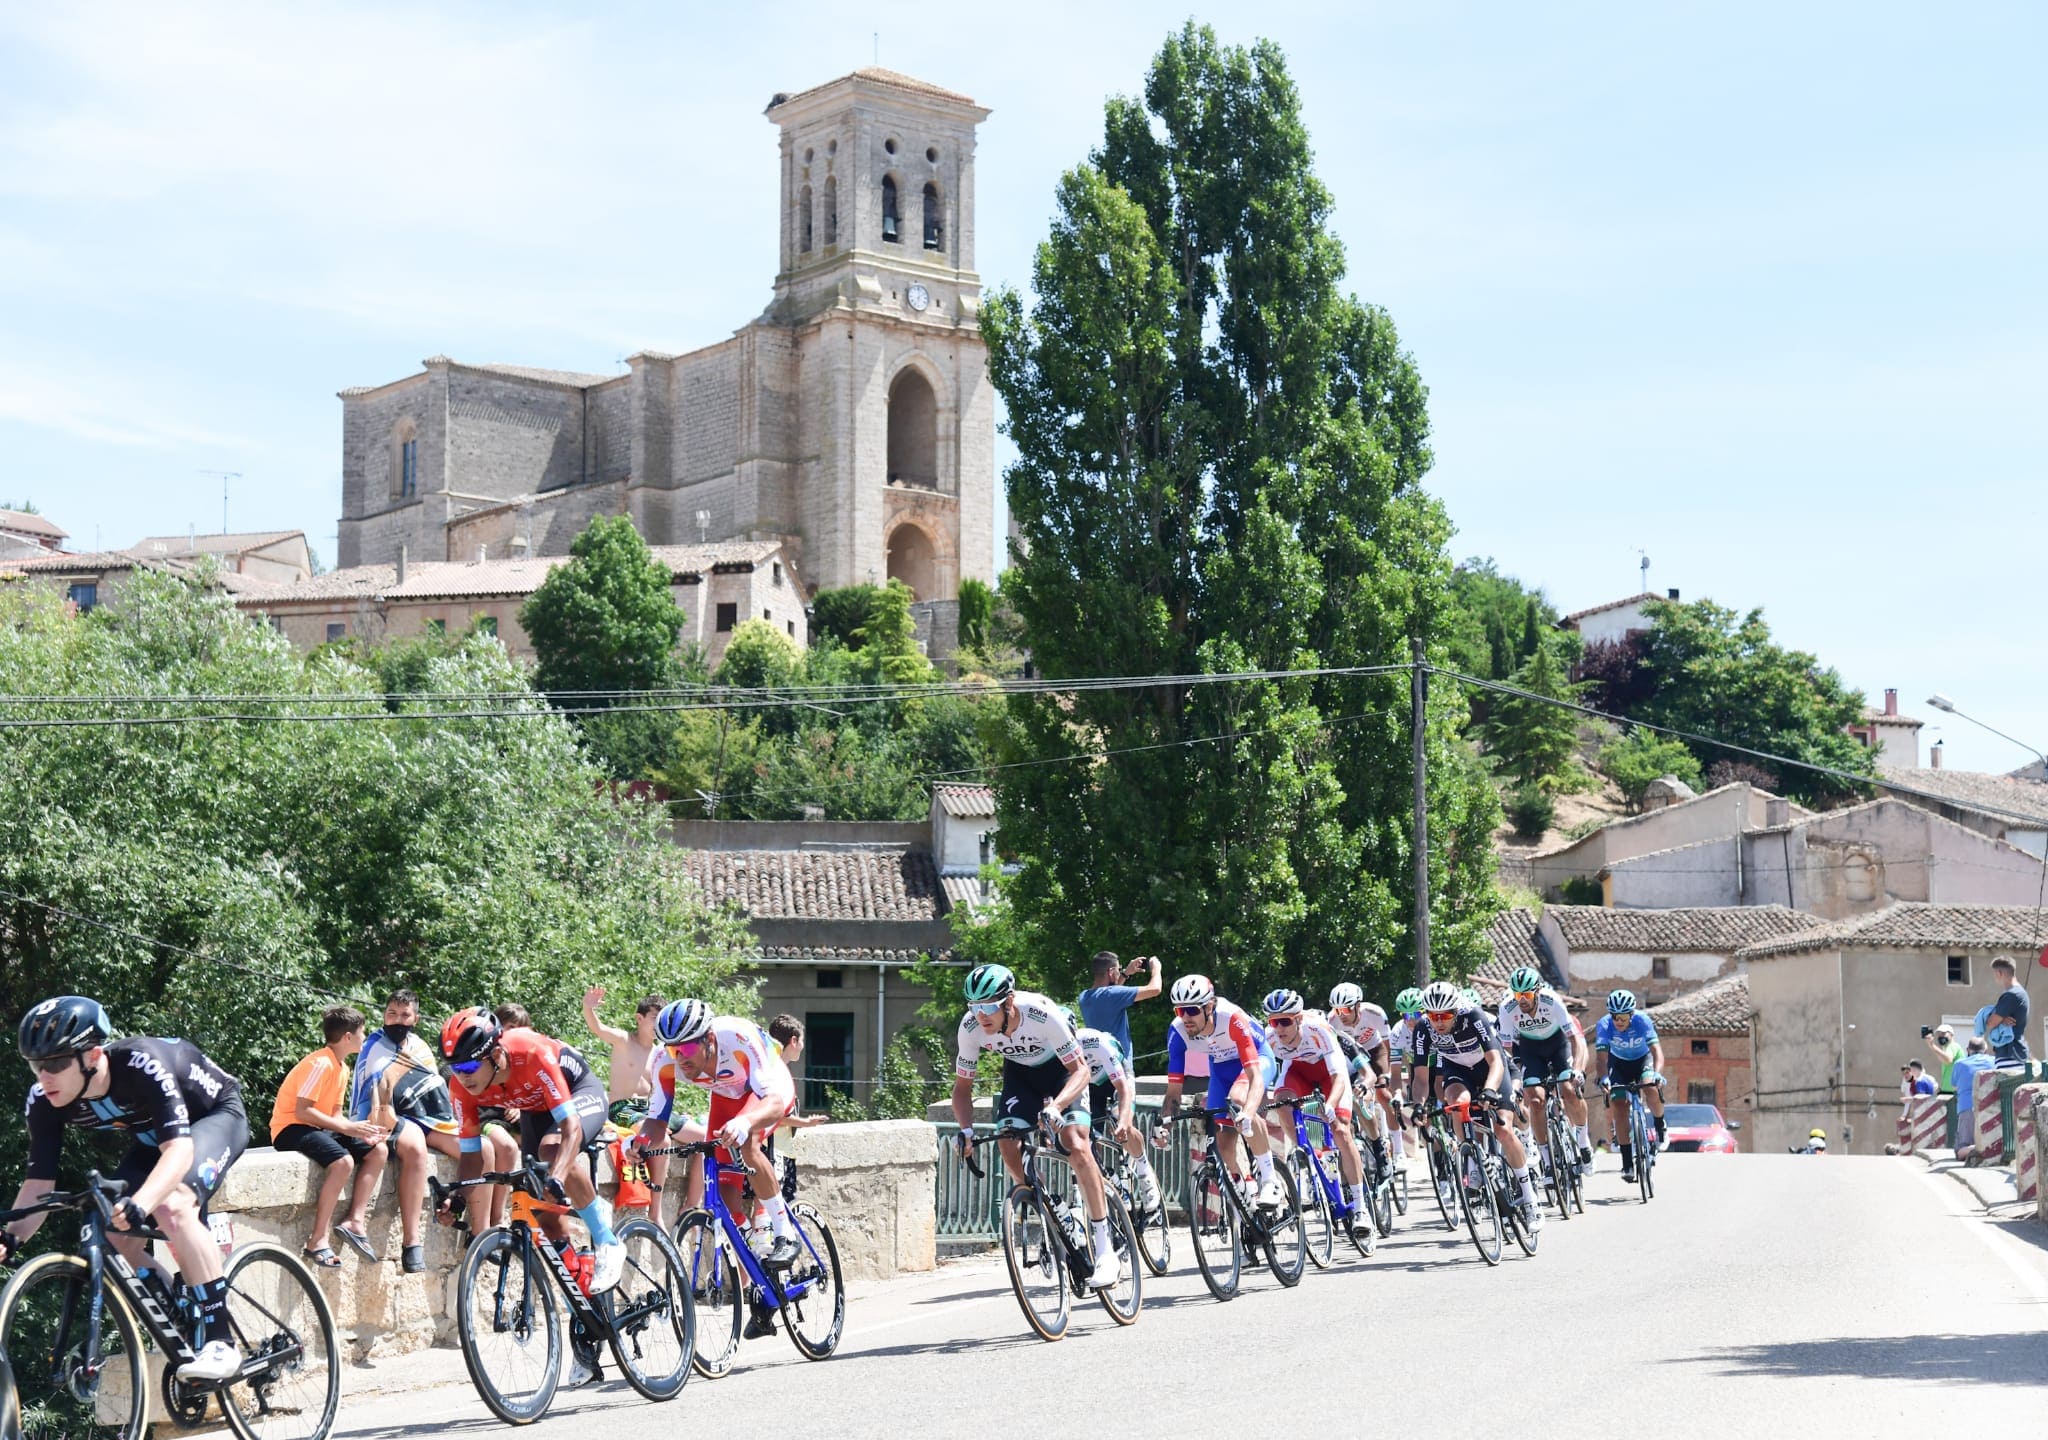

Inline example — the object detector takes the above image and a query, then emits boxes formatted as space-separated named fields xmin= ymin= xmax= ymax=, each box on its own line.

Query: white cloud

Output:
xmin=0 ymin=357 xmax=254 ymax=452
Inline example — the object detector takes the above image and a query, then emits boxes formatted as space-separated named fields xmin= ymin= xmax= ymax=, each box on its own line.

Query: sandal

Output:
xmin=334 ymin=1225 xmax=380 ymax=1263
xmin=301 ymin=1244 xmax=342 ymax=1269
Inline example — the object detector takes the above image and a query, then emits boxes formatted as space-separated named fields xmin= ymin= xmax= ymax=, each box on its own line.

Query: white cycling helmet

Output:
xmin=1328 ymin=982 xmax=1364 ymax=1010
xmin=1418 ymin=980 xmax=1461 ymax=1013
xmin=1169 ymin=974 xmax=1215 ymax=1007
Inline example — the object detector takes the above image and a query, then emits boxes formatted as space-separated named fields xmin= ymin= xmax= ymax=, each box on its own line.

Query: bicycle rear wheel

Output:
xmin=1360 ymin=1141 xmax=1394 ymax=1239
xmin=0 ymin=1253 xmax=148 ymax=1440
xmin=1187 ymin=1162 xmax=1242 ymax=1301
xmin=604 ymin=1216 xmax=693 ymax=1400
xmin=780 ymin=1205 xmax=845 ymax=1360
xmin=1633 ymin=1106 xmax=1655 ymax=1203
xmin=1261 ymin=1165 xmax=1307 ymax=1288
xmin=671 ymin=1210 xmax=740 ymax=1378
xmin=1502 ymin=1176 xmax=1540 ymax=1258
xmin=1458 ymin=1142 xmax=1504 ymax=1267
xmin=1289 ymin=1152 xmax=1336 ymax=1270
xmin=1094 ymin=1196 xmax=1143 ymax=1326
xmin=454 ymin=1228 xmax=561 ymax=1426
xmin=217 ymin=1242 xmax=340 ymax=1440
xmin=999 ymin=1185 xmax=1070 ymax=1342
xmin=1426 ymin=1135 xmax=1457 ymax=1231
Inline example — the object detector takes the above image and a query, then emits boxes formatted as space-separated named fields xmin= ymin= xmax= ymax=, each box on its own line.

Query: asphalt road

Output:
xmin=332 ymin=1154 xmax=2048 ymax=1438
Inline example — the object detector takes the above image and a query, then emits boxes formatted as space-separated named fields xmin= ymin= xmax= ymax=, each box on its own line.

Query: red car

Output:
xmin=1660 ymin=1102 xmax=1741 ymax=1153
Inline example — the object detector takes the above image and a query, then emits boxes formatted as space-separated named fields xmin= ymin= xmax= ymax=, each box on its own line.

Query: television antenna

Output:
xmin=198 ymin=470 xmax=243 ymax=533
xmin=1634 ymin=547 xmax=1650 ymax=595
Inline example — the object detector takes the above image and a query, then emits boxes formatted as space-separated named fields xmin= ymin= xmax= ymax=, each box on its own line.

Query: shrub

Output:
xmin=1599 ymin=728 xmax=1705 ymax=811
xmin=1560 ymin=876 xmax=1604 ymax=905
xmin=1506 ymin=783 xmax=1555 ymax=840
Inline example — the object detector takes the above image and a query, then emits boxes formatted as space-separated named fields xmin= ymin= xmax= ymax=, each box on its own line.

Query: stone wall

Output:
xmin=204 ymin=1119 xmax=937 ymax=1359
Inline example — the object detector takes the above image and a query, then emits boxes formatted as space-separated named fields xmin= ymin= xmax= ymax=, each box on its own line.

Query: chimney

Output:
xmin=1765 ymin=796 xmax=1789 ymax=827
xmin=1666 ymin=587 xmax=1680 ymax=600
xmin=509 ymin=534 xmax=530 ymax=558
xmin=474 ymin=544 xmax=487 ymax=565
xmin=1884 ymin=688 xmax=1898 ymax=717
xmin=396 ymin=544 xmax=407 ymax=585
xmin=1931 ymin=740 xmax=1944 ymax=769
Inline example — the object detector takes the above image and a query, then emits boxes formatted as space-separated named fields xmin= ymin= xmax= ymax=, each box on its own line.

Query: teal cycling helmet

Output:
xmin=1459 ymin=987 xmax=1481 ymax=1009
xmin=1607 ymin=988 xmax=1637 ymax=1016
xmin=1395 ymin=986 xmax=1423 ymax=1016
xmin=1508 ymin=966 xmax=1543 ymax=994
xmin=963 ymin=964 xmax=1015 ymax=1005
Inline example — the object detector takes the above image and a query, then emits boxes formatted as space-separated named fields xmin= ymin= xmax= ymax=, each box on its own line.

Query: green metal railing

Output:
xmin=933 ymin=1107 xmax=1205 ymax=1244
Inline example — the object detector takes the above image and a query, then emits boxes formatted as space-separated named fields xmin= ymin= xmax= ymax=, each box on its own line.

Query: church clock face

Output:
xmin=906 ymin=283 xmax=931 ymax=312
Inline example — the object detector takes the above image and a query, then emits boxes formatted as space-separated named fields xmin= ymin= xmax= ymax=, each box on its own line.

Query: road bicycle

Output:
xmin=431 ymin=1157 xmax=693 ymax=1424
xmin=964 ymin=1121 xmax=1141 ymax=1342
xmin=1183 ymin=1107 xmax=1307 ymax=1301
xmin=1351 ymin=1088 xmax=1402 ymax=1235
xmin=1527 ymin=1070 xmax=1586 ymax=1218
xmin=655 ymin=1140 xmax=845 ymax=1376
xmin=1263 ymin=1098 xmax=1374 ymax=1268
xmin=1608 ymin=1080 xmax=1659 ymax=1202
xmin=1089 ymin=1129 xmax=1170 ymax=1277
xmin=0 ymin=1171 xmax=337 ymax=1440
xmin=1414 ymin=1097 xmax=1462 ymax=1234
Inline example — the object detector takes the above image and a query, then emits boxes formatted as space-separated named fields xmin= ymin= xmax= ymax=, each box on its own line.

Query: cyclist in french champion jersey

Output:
xmin=1496 ymin=967 xmax=1593 ymax=1169
xmin=1063 ymin=1007 xmax=1162 ymax=1215
xmin=1593 ymin=989 xmax=1668 ymax=1182
xmin=950 ymin=966 xmax=1121 ymax=1289
xmin=1150 ymin=975 xmax=1284 ymax=1211
xmin=1411 ymin=980 xmax=1543 ymax=1231
xmin=3 ymin=997 xmax=250 ymax=1382
xmin=1263 ymin=989 xmax=1372 ymax=1247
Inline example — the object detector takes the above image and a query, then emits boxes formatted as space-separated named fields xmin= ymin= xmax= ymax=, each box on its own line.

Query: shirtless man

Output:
xmin=582 ymin=987 xmax=663 ymax=1118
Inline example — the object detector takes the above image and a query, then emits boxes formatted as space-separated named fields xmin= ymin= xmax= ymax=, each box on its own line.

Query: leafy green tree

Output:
xmin=981 ymin=23 xmax=1499 ymax=1006
xmin=1440 ymin=558 xmax=1556 ymax=682
xmin=521 ymin=516 xmax=684 ymax=697
xmin=0 ymin=571 xmax=751 ymax=1189
xmin=655 ymin=710 xmax=764 ymax=817
xmin=1630 ymin=599 xmax=1875 ymax=805
xmin=1519 ymin=596 xmax=1543 ymax=663
xmin=957 ymin=577 xmax=994 ymax=655
xmin=855 ymin=578 xmax=934 ymax=686
xmin=807 ymin=585 xmax=882 ymax=650
xmin=1506 ymin=783 xmax=1555 ymax=840
xmin=745 ymin=726 xmax=924 ymax=821
xmin=1488 ymin=642 xmax=1582 ymax=788
xmin=1598 ymin=728 xmax=1705 ymax=810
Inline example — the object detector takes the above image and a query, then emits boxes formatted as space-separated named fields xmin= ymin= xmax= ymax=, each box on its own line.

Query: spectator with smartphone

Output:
xmin=1922 ymin=1024 xmax=1962 ymax=1091
xmin=1077 ymin=951 xmax=1161 ymax=1066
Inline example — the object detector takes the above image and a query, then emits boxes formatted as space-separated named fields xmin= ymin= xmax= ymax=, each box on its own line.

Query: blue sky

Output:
xmin=3 ymin=3 xmax=2041 ymax=770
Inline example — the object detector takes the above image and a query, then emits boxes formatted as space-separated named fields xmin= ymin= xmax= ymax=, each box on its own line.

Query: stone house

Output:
xmin=1559 ymin=588 xmax=1680 ymax=650
xmin=1739 ymin=903 xmax=2048 ymax=1155
xmin=0 ymin=508 xmax=67 ymax=560
xmin=234 ymin=540 xmax=804 ymax=671
xmin=1529 ymin=781 xmax=1805 ymax=901
xmin=1 ymin=548 xmax=278 ymax=614
xmin=128 ymin=530 xmax=312 ymax=586
xmin=1536 ymin=904 xmax=1827 ymax=1010
xmin=335 ymin=67 xmax=995 ymax=612
xmin=1874 ymin=766 xmax=2048 ymax=859
xmin=1644 ymin=973 xmax=1755 ymax=1146
xmin=1845 ymin=688 xmax=1925 ymax=774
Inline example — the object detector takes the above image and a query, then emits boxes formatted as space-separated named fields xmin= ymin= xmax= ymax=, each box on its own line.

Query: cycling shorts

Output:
xmin=114 ymin=1093 xmax=248 ymax=1210
xmin=516 ymin=1070 xmax=610 ymax=1160
xmin=1438 ymin=1059 xmax=1512 ymax=1113
xmin=1605 ymin=1056 xmax=1661 ymax=1092
xmin=1088 ymin=1077 xmax=1124 ymax=1133
xmin=1273 ymin=1059 xmax=1353 ymax=1123
xmin=1205 ymin=1053 xmax=1280 ymax=1115
xmin=998 ymin=1056 xmax=1089 ymax=1133
xmin=1515 ymin=1032 xmax=1573 ymax=1086
xmin=708 ymin=1087 xmax=797 ymax=1165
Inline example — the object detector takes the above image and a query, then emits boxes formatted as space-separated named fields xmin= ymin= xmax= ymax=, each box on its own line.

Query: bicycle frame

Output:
xmin=438 ymin=1161 xmax=645 ymax=1346
xmin=671 ymin=1146 xmax=826 ymax=1315
xmin=1276 ymin=1103 xmax=1356 ymax=1223
xmin=967 ymin=1124 xmax=1098 ymax=1284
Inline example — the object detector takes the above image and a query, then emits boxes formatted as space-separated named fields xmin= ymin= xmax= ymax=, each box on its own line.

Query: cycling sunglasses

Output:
xmin=23 ymin=1054 xmax=78 ymax=1078
xmin=1175 ymin=1004 xmax=1208 ymax=1017
xmin=1425 ymin=1009 xmax=1457 ymax=1021
xmin=968 ymin=1001 xmax=1005 ymax=1017
xmin=447 ymin=1058 xmax=486 ymax=1075
xmin=1267 ymin=1015 xmax=1300 ymax=1028
xmin=1513 ymin=989 xmax=1539 ymax=999
xmin=666 ymin=1039 xmax=705 ymax=1058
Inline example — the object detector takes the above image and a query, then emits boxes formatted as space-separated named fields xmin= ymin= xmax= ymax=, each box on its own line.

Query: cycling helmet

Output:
xmin=1508 ymin=966 xmax=1543 ymax=994
xmin=17 ymin=995 xmax=112 ymax=1062
xmin=1394 ymin=987 xmax=1423 ymax=1015
xmin=1059 ymin=1005 xmax=1080 ymax=1031
xmin=1809 ymin=1128 xmax=1827 ymax=1140
xmin=962 ymin=964 xmax=1015 ymax=1005
xmin=1262 ymin=988 xmax=1304 ymax=1017
xmin=1459 ymin=988 xmax=1481 ymax=1009
xmin=1169 ymin=974 xmax=1215 ymax=1007
xmin=1607 ymin=988 xmax=1638 ymax=1016
xmin=1418 ymin=980 xmax=1461 ymax=1013
xmin=1328 ymin=982 xmax=1364 ymax=1010
xmin=440 ymin=1006 xmax=502 ymax=1064
xmin=654 ymin=998 xmax=714 ymax=1046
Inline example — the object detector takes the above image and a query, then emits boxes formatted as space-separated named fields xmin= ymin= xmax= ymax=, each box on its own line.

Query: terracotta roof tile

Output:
xmin=1876 ymin=768 xmax=2048 ymax=828
xmin=1481 ymin=908 xmax=1544 ymax=983
xmin=682 ymin=849 xmax=942 ymax=922
xmin=239 ymin=541 xmax=788 ymax=607
xmin=130 ymin=531 xmax=303 ymax=556
xmin=749 ymin=946 xmax=960 ymax=966
xmin=1646 ymin=973 xmax=1753 ymax=1035
xmin=1561 ymin=592 xmax=1661 ymax=625
xmin=934 ymin=783 xmax=995 ymax=818
xmin=1547 ymin=904 xmax=1825 ymax=953
xmin=1739 ymin=902 xmax=2048 ymax=959
xmin=0 ymin=509 xmax=67 ymax=540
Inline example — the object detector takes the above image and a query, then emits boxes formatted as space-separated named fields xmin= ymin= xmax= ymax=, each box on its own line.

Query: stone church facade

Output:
xmin=336 ymin=68 xmax=994 ymax=604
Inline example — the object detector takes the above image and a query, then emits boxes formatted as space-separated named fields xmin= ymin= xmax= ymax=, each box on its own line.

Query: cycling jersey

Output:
xmin=1495 ymin=991 xmax=1580 ymax=1044
xmin=24 ymin=1038 xmax=241 ymax=1181
xmin=686 ymin=1018 xmax=794 ymax=1104
xmin=1165 ymin=999 xmax=1267 ymax=1081
xmin=1075 ymin=1028 xmax=1129 ymax=1087
xmin=1329 ymin=1002 xmax=1392 ymax=1054
xmin=1409 ymin=1004 xmax=1501 ymax=1071
xmin=1594 ymin=1013 xmax=1659 ymax=1062
xmin=450 ymin=1029 xmax=598 ymax=1153
xmin=348 ymin=1028 xmax=456 ymax=1135
xmin=1269 ymin=1012 xmax=1346 ymax=1072
xmin=954 ymin=992 xmax=1082 ymax=1077
xmin=1389 ymin=1017 xmax=1418 ymax=1064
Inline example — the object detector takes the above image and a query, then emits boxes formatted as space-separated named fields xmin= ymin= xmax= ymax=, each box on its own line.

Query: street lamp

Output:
xmin=1924 ymin=694 xmax=2048 ymax=766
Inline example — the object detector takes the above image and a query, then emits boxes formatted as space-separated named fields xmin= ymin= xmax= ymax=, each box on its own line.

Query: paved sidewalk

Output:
xmin=1909 ymin=1147 xmax=2026 ymax=1212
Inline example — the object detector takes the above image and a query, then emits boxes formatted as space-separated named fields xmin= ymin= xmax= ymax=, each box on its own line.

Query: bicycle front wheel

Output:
xmin=1186 ymin=1162 xmax=1242 ymax=1301
xmin=1426 ymin=1135 xmax=1457 ymax=1231
xmin=605 ymin=1216 xmax=693 ymax=1401
xmin=1458 ymin=1142 xmax=1504 ymax=1267
xmin=217 ymin=1242 xmax=340 ymax=1440
xmin=1261 ymin=1165 xmax=1307 ymax=1288
xmin=1634 ymin=1107 xmax=1655 ymax=1203
xmin=0 ymin=1252 xmax=149 ymax=1440
xmin=671 ymin=1210 xmax=740 ymax=1378
xmin=999 ymin=1185 xmax=1069 ymax=1342
xmin=781 ymin=1204 xmax=845 ymax=1361
xmin=1289 ymin=1152 xmax=1336 ymax=1270
xmin=1094 ymin=1195 xmax=1143 ymax=1326
xmin=455 ymin=1227 xmax=561 ymax=1425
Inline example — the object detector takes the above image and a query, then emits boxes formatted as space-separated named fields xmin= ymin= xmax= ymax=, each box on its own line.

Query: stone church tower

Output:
xmin=335 ymin=68 xmax=993 ymax=604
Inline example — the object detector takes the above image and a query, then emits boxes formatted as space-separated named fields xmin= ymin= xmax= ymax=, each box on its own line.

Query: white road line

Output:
xmin=1914 ymin=1162 xmax=2048 ymax=1304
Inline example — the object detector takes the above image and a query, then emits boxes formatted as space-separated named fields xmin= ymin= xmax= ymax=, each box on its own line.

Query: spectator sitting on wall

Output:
xmin=1952 ymin=1037 xmax=1997 ymax=1162
xmin=1077 ymin=952 xmax=1162 ymax=1065
xmin=1923 ymin=1025 xmax=1962 ymax=1092
xmin=1981 ymin=956 xmax=2032 ymax=1070
xmin=1901 ymin=1060 xmax=1937 ymax=1097
xmin=270 ymin=1006 xmax=385 ymax=1268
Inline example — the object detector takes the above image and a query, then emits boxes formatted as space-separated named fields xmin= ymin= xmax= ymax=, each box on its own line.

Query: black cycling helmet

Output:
xmin=18 ymin=995 xmax=113 ymax=1062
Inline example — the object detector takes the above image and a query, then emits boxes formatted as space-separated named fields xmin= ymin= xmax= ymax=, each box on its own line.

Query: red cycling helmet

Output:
xmin=440 ymin=1006 xmax=502 ymax=1064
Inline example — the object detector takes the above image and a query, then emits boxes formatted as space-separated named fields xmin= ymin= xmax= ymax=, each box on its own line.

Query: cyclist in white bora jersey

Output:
xmin=1495 ymin=966 xmax=1593 ymax=1169
xmin=1062 ymin=1007 xmax=1162 ymax=1215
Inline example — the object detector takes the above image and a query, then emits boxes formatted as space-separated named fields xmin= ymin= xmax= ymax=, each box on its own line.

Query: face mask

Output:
xmin=384 ymin=1024 xmax=414 ymax=1047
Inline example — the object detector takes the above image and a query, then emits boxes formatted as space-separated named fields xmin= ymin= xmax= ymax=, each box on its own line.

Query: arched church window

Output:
xmin=392 ymin=419 xmax=419 ymax=501
xmin=881 ymin=175 xmax=900 ymax=244
xmin=922 ymin=182 xmax=942 ymax=251
xmin=886 ymin=523 xmax=936 ymax=602
xmin=822 ymin=175 xmax=838 ymax=245
xmin=800 ymin=183 xmax=813 ymax=253
xmin=887 ymin=369 xmax=937 ymax=487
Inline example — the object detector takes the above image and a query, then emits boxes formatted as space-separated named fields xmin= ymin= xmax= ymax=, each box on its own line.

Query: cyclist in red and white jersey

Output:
xmin=1327 ymin=983 xmax=1400 ymax=1168
xmin=1262 ymin=990 xmax=1371 ymax=1246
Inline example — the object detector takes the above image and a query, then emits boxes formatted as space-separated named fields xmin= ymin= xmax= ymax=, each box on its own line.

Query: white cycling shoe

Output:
xmin=1134 ymin=1172 xmax=1162 ymax=1213
xmin=178 ymin=1340 xmax=242 ymax=1383
xmin=589 ymin=1240 xmax=625 ymax=1294
xmin=1086 ymin=1252 xmax=1122 ymax=1289
xmin=1254 ymin=1177 xmax=1284 ymax=1210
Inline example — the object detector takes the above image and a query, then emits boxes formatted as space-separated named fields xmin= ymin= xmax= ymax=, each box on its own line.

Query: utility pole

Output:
xmin=1411 ymin=636 xmax=1431 ymax=986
